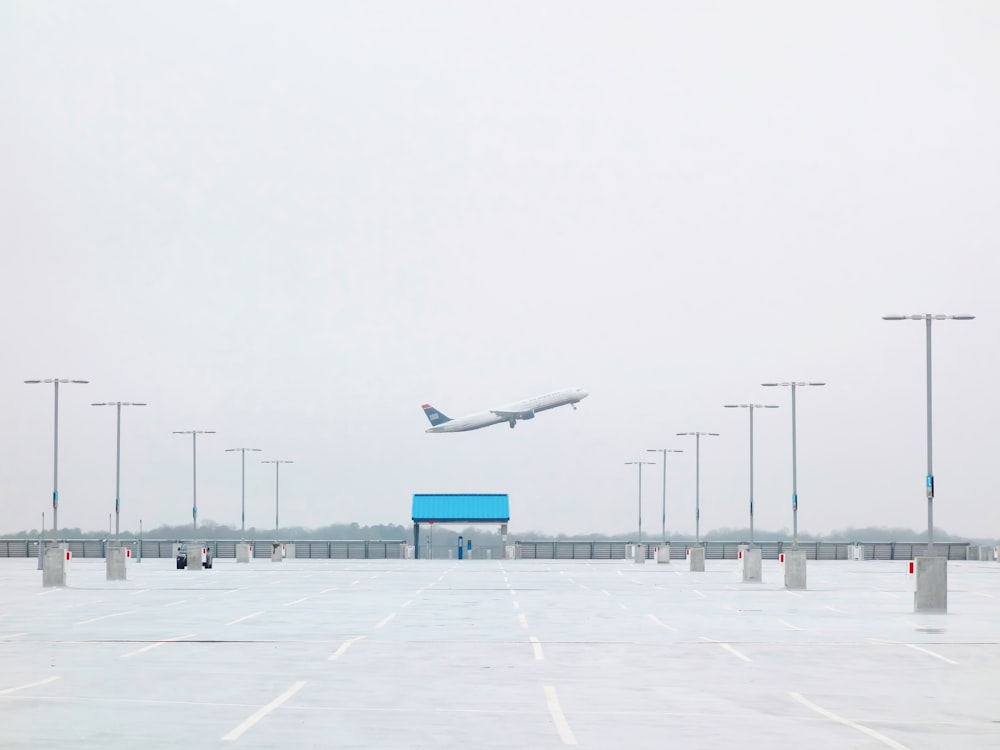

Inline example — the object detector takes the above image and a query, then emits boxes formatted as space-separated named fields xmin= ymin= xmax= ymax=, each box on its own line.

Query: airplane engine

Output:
xmin=521 ymin=410 xmax=535 ymax=420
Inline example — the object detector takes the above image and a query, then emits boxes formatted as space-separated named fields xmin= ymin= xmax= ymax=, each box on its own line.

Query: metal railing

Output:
xmin=0 ymin=539 xmax=405 ymax=560
xmin=512 ymin=540 xmax=977 ymax=561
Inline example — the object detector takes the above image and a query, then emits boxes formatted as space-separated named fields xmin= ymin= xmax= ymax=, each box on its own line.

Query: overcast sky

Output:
xmin=1 ymin=2 xmax=997 ymax=539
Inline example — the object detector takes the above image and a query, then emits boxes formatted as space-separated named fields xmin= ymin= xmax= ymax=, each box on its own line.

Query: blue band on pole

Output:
xmin=792 ymin=493 xmax=798 ymax=511
xmin=926 ymin=475 xmax=934 ymax=498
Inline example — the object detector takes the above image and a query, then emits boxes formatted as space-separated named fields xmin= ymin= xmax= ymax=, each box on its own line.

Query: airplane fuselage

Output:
xmin=422 ymin=387 xmax=589 ymax=433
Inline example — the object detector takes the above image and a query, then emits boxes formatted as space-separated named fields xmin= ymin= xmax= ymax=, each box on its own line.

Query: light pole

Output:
xmin=882 ymin=314 xmax=974 ymax=553
xmin=646 ymin=449 xmax=683 ymax=541
xmin=173 ymin=430 xmax=216 ymax=532
xmin=723 ymin=403 xmax=778 ymax=545
xmin=226 ymin=448 xmax=262 ymax=540
xmin=624 ymin=460 xmax=655 ymax=541
xmin=92 ymin=401 xmax=147 ymax=542
xmin=261 ymin=460 xmax=294 ymax=531
xmin=675 ymin=432 xmax=720 ymax=545
xmin=24 ymin=378 xmax=89 ymax=534
xmin=761 ymin=382 xmax=825 ymax=547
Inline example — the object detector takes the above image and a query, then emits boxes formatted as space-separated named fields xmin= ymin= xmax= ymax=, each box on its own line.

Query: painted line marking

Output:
xmin=785 ymin=590 xmax=804 ymax=598
xmin=512 ymin=601 xmax=521 ymax=610
xmin=226 ymin=611 xmax=264 ymax=626
xmin=778 ymin=618 xmax=801 ymax=631
xmin=567 ymin=578 xmax=575 ymax=584
xmin=165 ymin=600 xmax=187 ymax=608
xmin=130 ymin=589 xmax=149 ymax=596
xmin=415 ymin=589 xmax=425 ymax=595
xmin=509 ymin=590 xmax=516 ymax=597
xmin=530 ymin=636 xmax=544 ymax=660
xmin=905 ymin=643 xmax=958 ymax=665
xmin=121 ymin=634 xmax=195 ymax=659
xmin=0 ymin=676 xmax=61 ymax=696
xmin=647 ymin=614 xmax=678 ymax=632
xmin=693 ymin=590 xmax=708 ymax=599
xmin=319 ymin=588 xmax=338 ymax=594
xmin=700 ymin=636 xmax=751 ymax=662
xmin=401 ymin=600 xmax=413 ymax=609
xmin=600 ymin=589 xmax=611 ymax=596
xmin=375 ymin=612 xmax=396 ymax=629
xmin=543 ymin=686 xmax=578 ymax=745
xmin=351 ymin=580 xmax=361 ymax=586
xmin=789 ymin=692 xmax=909 ymax=749
xmin=329 ymin=636 xmax=366 ymax=661
xmin=221 ymin=681 xmax=307 ymax=742
xmin=37 ymin=589 xmax=60 ymax=596
xmin=283 ymin=597 xmax=308 ymax=607
xmin=618 ymin=603 xmax=627 ymax=610
xmin=518 ymin=613 xmax=529 ymax=629
xmin=75 ymin=611 xmax=135 ymax=626
xmin=0 ymin=633 xmax=28 ymax=640
xmin=825 ymin=605 xmax=848 ymax=614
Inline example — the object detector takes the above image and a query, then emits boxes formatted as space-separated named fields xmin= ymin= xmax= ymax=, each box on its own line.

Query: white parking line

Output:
xmin=647 ymin=614 xmax=677 ymax=632
xmin=530 ymin=636 xmax=544 ymax=660
xmin=825 ymin=605 xmax=849 ymax=614
xmin=518 ymin=613 xmax=529 ymax=629
xmin=0 ymin=676 xmax=60 ymax=696
xmin=401 ymin=600 xmax=413 ymax=608
xmin=282 ymin=597 xmax=308 ymax=607
xmin=512 ymin=601 xmax=520 ymax=610
xmin=130 ymin=589 xmax=148 ymax=596
xmin=221 ymin=681 xmax=306 ymax=742
xmin=600 ymin=589 xmax=611 ymax=596
xmin=0 ymin=633 xmax=28 ymax=640
xmin=319 ymin=588 xmax=338 ymax=594
xmin=777 ymin=618 xmax=801 ymax=631
xmin=905 ymin=643 xmax=958 ymax=665
xmin=618 ymin=603 xmax=626 ymax=610
xmin=375 ymin=612 xmax=396 ymax=629
xmin=226 ymin=611 xmax=264 ymax=626
xmin=693 ymin=590 xmax=708 ymax=599
xmin=543 ymin=686 xmax=577 ymax=745
xmin=75 ymin=611 xmax=135 ymax=626
xmin=700 ymin=636 xmax=751 ymax=662
xmin=121 ymin=634 xmax=195 ymax=659
xmin=789 ymin=692 xmax=909 ymax=749
xmin=164 ymin=600 xmax=187 ymax=608
xmin=329 ymin=635 xmax=366 ymax=661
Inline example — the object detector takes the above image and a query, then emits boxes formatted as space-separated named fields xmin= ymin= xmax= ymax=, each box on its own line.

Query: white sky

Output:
xmin=1 ymin=2 xmax=998 ymax=539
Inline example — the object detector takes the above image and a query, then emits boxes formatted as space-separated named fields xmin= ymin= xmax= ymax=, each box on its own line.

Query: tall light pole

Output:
xmin=760 ymin=382 xmax=825 ymax=547
xmin=92 ymin=401 xmax=147 ymax=542
xmin=261 ymin=460 xmax=294 ymax=531
xmin=675 ymin=432 xmax=720 ymax=545
xmin=646 ymin=449 xmax=683 ymax=542
xmin=624 ymin=460 xmax=655 ymax=541
xmin=24 ymin=378 xmax=89 ymax=534
xmin=723 ymin=403 xmax=778 ymax=545
xmin=882 ymin=314 xmax=974 ymax=552
xmin=225 ymin=448 xmax=262 ymax=540
xmin=173 ymin=430 xmax=216 ymax=532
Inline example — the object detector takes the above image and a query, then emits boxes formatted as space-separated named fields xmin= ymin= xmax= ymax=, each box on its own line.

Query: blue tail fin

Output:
xmin=421 ymin=404 xmax=452 ymax=426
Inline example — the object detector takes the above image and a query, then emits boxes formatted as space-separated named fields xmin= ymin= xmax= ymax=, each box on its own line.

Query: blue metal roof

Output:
xmin=412 ymin=494 xmax=510 ymax=523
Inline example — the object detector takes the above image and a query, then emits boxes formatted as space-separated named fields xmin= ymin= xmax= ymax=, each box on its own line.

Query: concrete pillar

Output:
xmin=656 ymin=543 xmax=670 ymax=564
xmin=687 ymin=546 xmax=705 ymax=572
xmin=914 ymin=556 xmax=947 ymax=613
xmin=850 ymin=544 xmax=863 ymax=561
xmin=284 ymin=543 xmax=296 ymax=560
xmin=271 ymin=542 xmax=283 ymax=562
xmin=105 ymin=545 xmax=127 ymax=581
xmin=187 ymin=543 xmax=202 ymax=570
xmin=236 ymin=543 xmax=252 ymax=563
xmin=42 ymin=547 xmax=67 ymax=587
xmin=784 ymin=548 xmax=807 ymax=589
xmin=634 ymin=544 xmax=646 ymax=564
xmin=741 ymin=547 xmax=762 ymax=583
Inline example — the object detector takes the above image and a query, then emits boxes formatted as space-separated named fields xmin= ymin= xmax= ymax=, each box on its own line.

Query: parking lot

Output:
xmin=1 ymin=557 xmax=998 ymax=748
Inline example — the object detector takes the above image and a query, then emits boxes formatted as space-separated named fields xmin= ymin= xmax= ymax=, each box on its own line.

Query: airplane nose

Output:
xmin=577 ymin=389 xmax=589 ymax=400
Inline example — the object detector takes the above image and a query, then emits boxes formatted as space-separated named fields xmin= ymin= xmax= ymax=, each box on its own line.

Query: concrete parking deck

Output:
xmin=1 ymin=558 xmax=998 ymax=748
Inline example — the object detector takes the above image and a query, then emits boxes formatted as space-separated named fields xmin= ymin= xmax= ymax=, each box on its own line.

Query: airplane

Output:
xmin=421 ymin=387 xmax=589 ymax=433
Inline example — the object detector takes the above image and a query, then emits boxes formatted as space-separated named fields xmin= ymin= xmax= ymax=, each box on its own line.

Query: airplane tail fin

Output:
xmin=421 ymin=404 xmax=452 ymax=427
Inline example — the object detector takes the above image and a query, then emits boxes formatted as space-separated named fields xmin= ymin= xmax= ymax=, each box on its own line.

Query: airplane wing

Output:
xmin=490 ymin=409 xmax=536 ymax=420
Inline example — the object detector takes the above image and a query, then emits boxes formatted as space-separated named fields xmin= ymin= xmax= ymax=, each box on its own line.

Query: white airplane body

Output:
xmin=422 ymin=387 xmax=589 ymax=433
